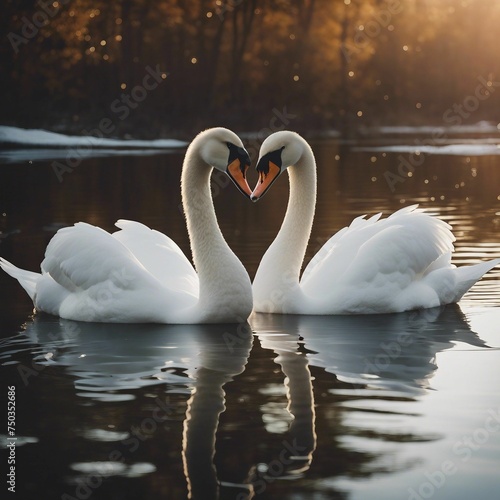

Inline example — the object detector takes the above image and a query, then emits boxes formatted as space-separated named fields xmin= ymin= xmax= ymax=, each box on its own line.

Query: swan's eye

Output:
xmin=256 ymin=147 xmax=284 ymax=173
xmin=227 ymin=142 xmax=251 ymax=168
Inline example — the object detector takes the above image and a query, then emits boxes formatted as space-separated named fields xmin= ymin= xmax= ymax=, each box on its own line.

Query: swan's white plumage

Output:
xmin=1 ymin=128 xmax=253 ymax=324
xmin=300 ymin=206 xmax=462 ymax=313
xmin=303 ymin=206 xmax=453 ymax=286
xmin=0 ymin=257 xmax=39 ymax=300
xmin=252 ymin=131 xmax=500 ymax=315
xmin=113 ymin=219 xmax=198 ymax=296
xmin=33 ymin=221 xmax=196 ymax=322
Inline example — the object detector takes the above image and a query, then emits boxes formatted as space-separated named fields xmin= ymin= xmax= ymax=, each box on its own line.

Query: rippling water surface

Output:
xmin=0 ymin=137 xmax=499 ymax=500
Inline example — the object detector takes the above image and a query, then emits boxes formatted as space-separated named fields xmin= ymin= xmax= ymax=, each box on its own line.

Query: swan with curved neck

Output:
xmin=250 ymin=131 xmax=500 ymax=314
xmin=1 ymin=128 xmax=254 ymax=323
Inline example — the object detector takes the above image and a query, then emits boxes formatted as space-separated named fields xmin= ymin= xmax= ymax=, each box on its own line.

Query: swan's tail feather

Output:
xmin=0 ymin=257 xmax=40 ymax=301
xmin=452 ymin=258 xmax=500 ymax=302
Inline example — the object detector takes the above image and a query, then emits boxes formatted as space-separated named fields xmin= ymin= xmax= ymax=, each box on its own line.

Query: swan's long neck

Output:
xmin=253 ymin=145 xmax=317 ymax=311
xmin=181 ymin=147 xmax=251 ymax=321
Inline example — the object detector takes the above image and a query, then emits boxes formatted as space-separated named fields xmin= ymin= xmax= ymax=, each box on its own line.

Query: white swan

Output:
xmin=0 ymin=128 xmax=254 ymax=323
xmin=250 ymin=131 xmax=500 ymax=314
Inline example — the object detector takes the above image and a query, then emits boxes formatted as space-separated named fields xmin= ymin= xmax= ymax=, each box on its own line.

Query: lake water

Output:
xmin=0 ymin=136 xmax=499 ymax=500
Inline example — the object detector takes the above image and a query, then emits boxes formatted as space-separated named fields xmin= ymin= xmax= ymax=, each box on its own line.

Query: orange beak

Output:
xmin=250 ymin=161 xmax=281 ymax=201
xmin=227 ymin=158 xmax=252 ymax=198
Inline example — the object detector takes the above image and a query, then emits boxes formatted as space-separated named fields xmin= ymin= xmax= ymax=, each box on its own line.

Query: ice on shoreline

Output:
xmin=0 ymin=125 xmax=187 ymax=149
xmin=354 ymin=144 xmax=500 ymax=155
xmin=364 ymin=121 xmax=500 ymax=136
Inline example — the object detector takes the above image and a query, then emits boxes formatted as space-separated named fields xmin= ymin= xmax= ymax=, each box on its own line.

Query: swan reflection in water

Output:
xmin=252 ymin=304 xmax=487 ymax=395
xmin=3 ymin=304 xmax=488 ymax=499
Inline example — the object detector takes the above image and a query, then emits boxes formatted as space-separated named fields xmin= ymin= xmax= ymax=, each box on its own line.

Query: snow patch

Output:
xmin=365 ymin=121 xmax=500 ymax=136
xmin=0 ymin=125 xmax=187 ymax=149
xmin=354 ymin=144 xmax=500 ymax=156
xmin=0 ymin=148 xmax=178 ymax=164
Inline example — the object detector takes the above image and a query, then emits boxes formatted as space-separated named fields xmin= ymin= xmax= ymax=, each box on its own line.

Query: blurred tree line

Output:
xmin=1 ymin=0 xmax=499 ymax=138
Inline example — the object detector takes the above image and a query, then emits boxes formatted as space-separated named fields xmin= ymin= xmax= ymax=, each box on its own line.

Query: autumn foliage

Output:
xmin=1 ymin=0 xmax=499 ymax=137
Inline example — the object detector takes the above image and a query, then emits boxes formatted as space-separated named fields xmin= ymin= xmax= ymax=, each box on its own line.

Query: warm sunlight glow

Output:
xmin=2 ymin=3 xmax=500 ymax=500
xmin=3 ymin=0 xmax=500 ymax=150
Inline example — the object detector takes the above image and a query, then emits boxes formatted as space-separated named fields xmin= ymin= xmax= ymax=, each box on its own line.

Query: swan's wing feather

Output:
xmin=113 ymin=220 xmax=198 ymax=295
xmin=40 ymin=222 xmax=149 ymax=291
xmin=301 ymin=207 xmax=455 ymax=299
xmin=302 ymin=211 xmax=385 ymax=283
xmin=39 ymin=223 xmax=196 ymax=321
xmin=388 ymin=203 xmax=421 ymax=216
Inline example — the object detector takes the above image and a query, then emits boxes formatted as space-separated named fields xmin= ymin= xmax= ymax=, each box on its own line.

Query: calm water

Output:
xmin=0 ymin=137 xmax=500 ymax=500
